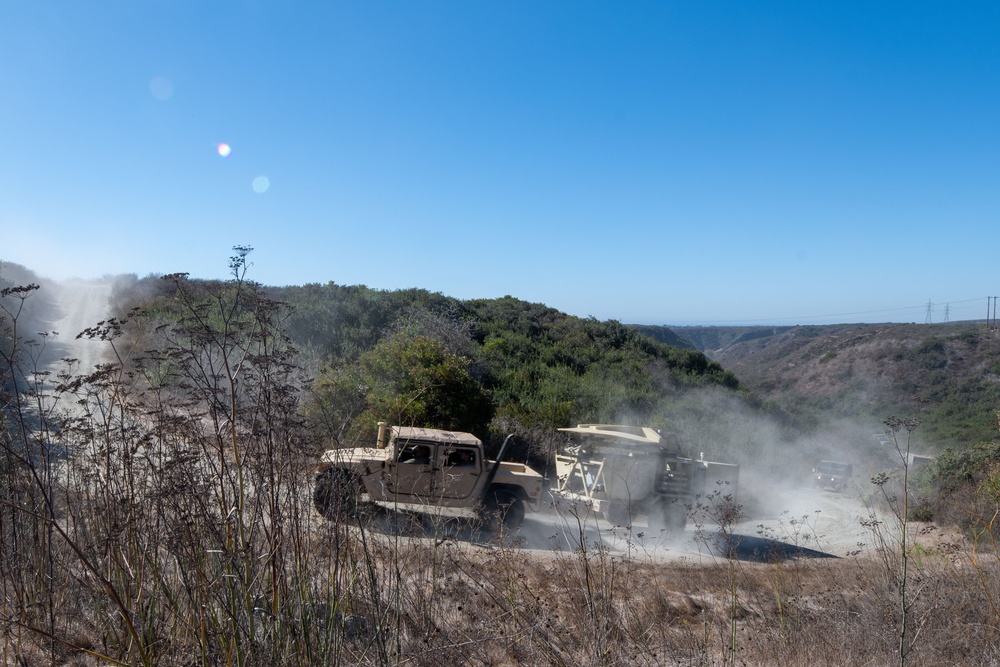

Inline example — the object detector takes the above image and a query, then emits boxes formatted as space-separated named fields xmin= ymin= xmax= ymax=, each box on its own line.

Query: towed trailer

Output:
xmin=552 ymin=424 xmax=739 ymax=535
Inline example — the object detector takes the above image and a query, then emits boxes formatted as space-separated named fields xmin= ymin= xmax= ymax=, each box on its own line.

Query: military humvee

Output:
xmin=811 ymin=460 xmax=852 ymax=492
xmin=314 ymin=422 xmax=544 ymax=529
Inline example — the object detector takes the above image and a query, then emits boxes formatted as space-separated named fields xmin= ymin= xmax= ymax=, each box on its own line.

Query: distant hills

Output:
xmin=630 ymin=321 xmax=1000 ymax=451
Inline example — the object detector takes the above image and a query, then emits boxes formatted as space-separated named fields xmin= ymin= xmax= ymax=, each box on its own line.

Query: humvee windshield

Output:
xmin=817 ymin=461 xmax=851 ymax=476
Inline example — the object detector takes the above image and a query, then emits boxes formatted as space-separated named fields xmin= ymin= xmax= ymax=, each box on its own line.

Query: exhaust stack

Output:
xmin=376 ymin=422 xmax=388 ymax=449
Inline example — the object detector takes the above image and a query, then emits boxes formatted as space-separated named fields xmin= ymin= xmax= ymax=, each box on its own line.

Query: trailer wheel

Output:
xmin=648 ymin=499 xmax=686 ymax=537
xmin=606 ymin=500 xmax=632 ymax=527
xmin=314 ymin=469 xmax=358 ymax=521
xmin=482 ymin=489 xmax=525 ymax=531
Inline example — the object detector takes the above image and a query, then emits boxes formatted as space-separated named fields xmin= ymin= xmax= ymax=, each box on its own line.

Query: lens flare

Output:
xmin=252 ymin=176 xmax=270 ymax=193
xmin=149 ymin=76 xmax=174 ymax=101
xmin=217 ymin=143 xmax=232 ymax=158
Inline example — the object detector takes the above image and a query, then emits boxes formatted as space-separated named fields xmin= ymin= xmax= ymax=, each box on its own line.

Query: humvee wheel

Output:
xmin=314 ymin=469 xmax=358 ymax=521
xmin=482 ymin=489 xmax=525 ymax=531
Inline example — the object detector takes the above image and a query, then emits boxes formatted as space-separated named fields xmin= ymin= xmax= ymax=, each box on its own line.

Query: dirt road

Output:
xmin=519 ymin=483 xmax=884 ymax=563
xmin=354 ymin=481 xmax=891 ymax=565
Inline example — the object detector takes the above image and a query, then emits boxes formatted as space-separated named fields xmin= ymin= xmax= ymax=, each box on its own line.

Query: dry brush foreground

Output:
xmin=4 ymin=500 xmax=1000 ymax=667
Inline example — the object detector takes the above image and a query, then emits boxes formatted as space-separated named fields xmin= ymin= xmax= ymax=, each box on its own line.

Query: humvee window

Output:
xmin=446 ymin=449 xmax=476 ymax=467
xmin=398 ymin=444 xmax=431 ymax=464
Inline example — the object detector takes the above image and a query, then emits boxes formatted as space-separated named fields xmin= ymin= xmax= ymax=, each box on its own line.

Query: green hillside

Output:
xmin=650 ymin=322 xmax=1000 ymax=452
xmin=274 ymin=284 xmax=749 ymax=455
xmin=98 ymin=272 xmax=754 ymax=467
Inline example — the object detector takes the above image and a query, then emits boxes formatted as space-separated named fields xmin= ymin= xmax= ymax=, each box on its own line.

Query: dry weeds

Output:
xmin=7 ymin=503 xmax=1000 ymax=667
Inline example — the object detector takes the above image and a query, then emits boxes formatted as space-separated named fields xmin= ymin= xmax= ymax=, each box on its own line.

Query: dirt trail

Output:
xmin=357 ymin=483 xmax=892 ymax=566
xmin=724 ymin=485 xmax=880 ymax=559
xmin=529 ymin=485 xmax=883 ymax=562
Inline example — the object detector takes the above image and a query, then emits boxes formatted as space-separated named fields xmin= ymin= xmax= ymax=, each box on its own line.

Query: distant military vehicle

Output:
xmin=811 ymin=460 xmax=853 ymax=492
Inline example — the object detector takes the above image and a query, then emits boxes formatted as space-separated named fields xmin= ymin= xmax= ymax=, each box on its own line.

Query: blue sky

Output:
xmin=2 ymin=2 xmax=998 ymax=325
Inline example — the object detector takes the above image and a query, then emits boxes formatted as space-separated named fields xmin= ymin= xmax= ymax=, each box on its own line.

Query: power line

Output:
xmin=662 ymin=297 xmax=993 ymax=326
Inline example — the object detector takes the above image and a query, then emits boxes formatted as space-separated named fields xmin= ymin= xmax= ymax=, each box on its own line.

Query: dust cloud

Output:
xmin=36 ymin=280 xmax=115 ymax=380
xmin=657 ymin=385 xmax=905 ymax=560
xmin=47 ymin=281 xmax=113 ymax=372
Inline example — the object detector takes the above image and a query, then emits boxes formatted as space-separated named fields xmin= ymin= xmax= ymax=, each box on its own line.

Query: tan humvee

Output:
xmin=314 ymin=422 xmax=544 ymax=529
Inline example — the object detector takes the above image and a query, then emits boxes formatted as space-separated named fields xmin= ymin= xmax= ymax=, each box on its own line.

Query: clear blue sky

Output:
xmin=3 ymin=2 xmax=998 ymax=325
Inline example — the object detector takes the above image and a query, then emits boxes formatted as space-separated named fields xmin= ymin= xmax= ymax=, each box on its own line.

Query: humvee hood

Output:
xmin=319 ymin=447 xmax=386 ymax=465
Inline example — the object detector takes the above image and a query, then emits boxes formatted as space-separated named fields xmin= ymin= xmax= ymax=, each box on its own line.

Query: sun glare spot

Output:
xmin=217 ymin=143 xmax=232 ymax=158
xmin=252 ymin=176 xmax=270 ymax=193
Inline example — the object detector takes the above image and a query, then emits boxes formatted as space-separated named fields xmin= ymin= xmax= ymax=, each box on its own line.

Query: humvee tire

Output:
xmin=482 ymin=488 xmax=525 ymax=531
xmin=314 ymin=469 xmax=358 ymax=520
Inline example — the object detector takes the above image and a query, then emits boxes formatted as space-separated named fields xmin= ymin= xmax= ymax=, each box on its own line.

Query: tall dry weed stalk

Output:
xmin=963 ymin=410 xmax=1000 ymax=625
xmin=864 ymin=416 xmax=926 ymax=667
xmin=690 ymin=484 xmax=745 ymax=667
xmin=0 ymin=251 xmax=353 ymax=665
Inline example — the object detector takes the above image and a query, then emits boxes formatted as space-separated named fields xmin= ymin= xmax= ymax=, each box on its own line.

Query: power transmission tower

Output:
xmin=943 ymin=304 xmax=950 ymax=322
xmin=925 ymin=299 xmax=933 ymax=324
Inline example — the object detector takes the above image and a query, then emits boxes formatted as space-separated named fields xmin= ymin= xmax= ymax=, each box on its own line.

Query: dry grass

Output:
xmin=385 ymin=535 xmax=1000 ymax=667
xmin=8 ymin=493 xmax=1000 ymax=667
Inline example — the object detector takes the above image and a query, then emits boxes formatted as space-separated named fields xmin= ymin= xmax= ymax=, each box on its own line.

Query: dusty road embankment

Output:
xmin=350 ymin=481 xmax=904 ymax=566
xmin=532 ymin=483 xmax=890 ymax=562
